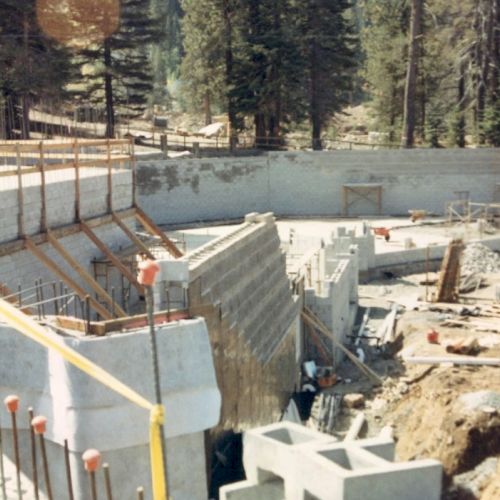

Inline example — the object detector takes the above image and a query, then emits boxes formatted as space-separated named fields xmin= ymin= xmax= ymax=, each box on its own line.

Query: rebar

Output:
xmin=64 ymin=440 xmax=74 ymax=500
xmin=38 ymin=433 xmax=53 ymax=500
xmin=103 ymin=463 xmax=113 ymax=500
xmin=10 ymin=411 xmax=22 ymax=500
xmin=28 ymin=408 xmax=39 ymax=500
xmin=88 ymin=471 xmax=97 ymax=500
xmin=0 ymin=426 xmax=6 ymax=500
xmin=136 ymin=487 xmax=144 ymax=500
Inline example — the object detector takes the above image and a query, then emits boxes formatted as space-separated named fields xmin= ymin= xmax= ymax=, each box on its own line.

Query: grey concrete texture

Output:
xmin=188 ymin=214 xmax=299 ymax=364
xmin=0 ymin=216 xmax=137 ymax=313
xmin=0 ymin=168 xmax=133 ymax=243
xmin=137 ymin=149 xmax=500 ymax=225
xmin=0 ymin=317 xmax=220 ymax=499
xmin=221 ymin=422 xmax=442 ymax=500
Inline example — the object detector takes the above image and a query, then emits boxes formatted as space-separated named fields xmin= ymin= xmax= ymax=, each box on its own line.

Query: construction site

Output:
xmin=0 ymin=141 xmax=499 ymax=500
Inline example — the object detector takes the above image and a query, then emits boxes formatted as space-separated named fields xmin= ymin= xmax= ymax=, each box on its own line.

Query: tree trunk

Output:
xmin=254 ymin=113 xmax=266 ymax=147
xmin=104 ymin=39 xmax=115 ymax=139
xmin=204 ymin=91 xmax=212 ymax=125
xmin=223 ymin=0 xmax=237 ymax=150
xmin=21 ymin=13 xmax=30 ymax=139
xmin=457 ymin=60 xmax=466 ymax=148
xmin=401 ymin=0 xmax=423 ymax=148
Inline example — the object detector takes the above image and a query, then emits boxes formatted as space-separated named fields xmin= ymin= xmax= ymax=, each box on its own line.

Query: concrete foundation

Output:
xmin=220 ymin=422 xmax=442 ymax=500
xmin=0 ymin=317 xmax=220 ymax=500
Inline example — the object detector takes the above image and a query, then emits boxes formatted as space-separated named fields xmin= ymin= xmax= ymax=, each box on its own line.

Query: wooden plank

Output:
xmin=0 ymin=139 xmax=130 ymax=153
xmin=302 ymin=307 xmax=383 ymax=385
xmin=134 ymin=205 xmax=183 ymax=258
xmin=112 ymin=212 xmax=155 ymax=259
xmin=24 ymin=237 xmax=113 ymax=320
xmin=80 ymin=221 xmax=144 ymax=294
xmin=46 ymin=231 xmax=126 ymax=318
xmin=305 ymin=323 xmax=331 ymax=365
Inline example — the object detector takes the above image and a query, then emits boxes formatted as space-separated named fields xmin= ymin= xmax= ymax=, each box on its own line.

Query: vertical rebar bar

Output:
xmin=64 ymin=440 xmax=74 ymax=500
xmin=38 ymin=434 xmax=53 ymax=500
xmin=136 ymin=487 xmax=144 ymax=500
xmin=103 ymin=463 xmax=113 ymax=500
xmin=28 ymin=408 xmax=39 ymax=500
xmin=63 ymin=287 xmax=69 ymax=316
xmin=35 ymin=279 xmax=41 ymax=320
xmin=145 ymin=286 xmax=169 ymax=498
xmin=17 ymin=284 xmax=22 ymax=308
xmin=39 ymin=278 xmax=45 ymax=318
xmin=89 ymin=471 xmax=97 ymax=500
xmin=85 ymin=295 xmax=91 ymax=334
xmin=52 ymin=282 xmax=59 ymax=316
xmin=0 ymin=426 xmax=6 ymax=500
xmin=111 ymin=288 xmax=115 ymax=318
xmin=10 ymin=410 xmax=22 ymax=499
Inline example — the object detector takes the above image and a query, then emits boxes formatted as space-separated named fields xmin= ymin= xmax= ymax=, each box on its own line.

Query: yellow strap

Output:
xmin=150 ymin=405 xmax=167 ymax=500
xmin=0 ymin=299 xmax=168 ymax=499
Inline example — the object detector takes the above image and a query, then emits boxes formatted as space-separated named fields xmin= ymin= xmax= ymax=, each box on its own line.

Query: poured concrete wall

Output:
xmin=187 ymin=214 xmax=300 ymax=441
xmin=137 ymin=149 xmax=499 ymax=224
xmin=0 ymin=317 xmax=220 ymax=500
xmin=0 ymin=168 xmax=132 ymax=243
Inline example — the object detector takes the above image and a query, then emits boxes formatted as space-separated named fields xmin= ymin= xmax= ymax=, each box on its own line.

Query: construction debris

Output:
xmin=436 ymin=239 xmax=464 ymax=303
xmin=343 ymin=393 xmax=365 ymax=409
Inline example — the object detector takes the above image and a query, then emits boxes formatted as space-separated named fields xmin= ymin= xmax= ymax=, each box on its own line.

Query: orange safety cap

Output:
xmin=31 ymin=415 xmax=48 ymax=434
xmin=137 ymin=259 xmax=160 ymax=286
xmin=427 ymin=329 xmax=439 ymax=344
xmin=4 ymin=395 xmax=19 ymax=413
xmin=82 ymin=449 xmax=101 ymax=472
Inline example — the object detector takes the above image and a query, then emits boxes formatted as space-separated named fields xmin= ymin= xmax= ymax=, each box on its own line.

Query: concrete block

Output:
xmin=229 ymin=422 xmax=442 ymax=500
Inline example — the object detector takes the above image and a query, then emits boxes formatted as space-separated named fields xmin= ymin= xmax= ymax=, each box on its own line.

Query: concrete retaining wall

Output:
xmin=137 ymin=149 xmax=499 ymax=225
xmin=186 ymin=213 xmax=300 ymax=448
xmin=0 ymin=317 xmax=220 ymax=500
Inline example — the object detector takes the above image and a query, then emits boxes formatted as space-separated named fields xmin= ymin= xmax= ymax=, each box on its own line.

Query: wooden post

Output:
xmin=16 ymin=143 xmax=25 ymax=238
xmin=39 ymin=141 xmax=47 ymax=232
xmin=74 ymin=139 xmax=80 ymax=222
xmin=112 ymin=211 xmax=155 ymax=259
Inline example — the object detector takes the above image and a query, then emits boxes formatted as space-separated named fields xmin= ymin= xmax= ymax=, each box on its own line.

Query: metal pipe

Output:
xmin=145 ymin=286 xmax=169 ymax=497
xmin=103 ymin=463 xmax=113 ymax=500
xmin=28 ymin=408 xmax=39 ymax=500
xmin=64 ymin=440 xmax=74 ymax=500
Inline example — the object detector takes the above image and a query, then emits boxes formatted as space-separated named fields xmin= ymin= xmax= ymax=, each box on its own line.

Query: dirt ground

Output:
xmin=314 ymin=271 xmax=500 ymax=500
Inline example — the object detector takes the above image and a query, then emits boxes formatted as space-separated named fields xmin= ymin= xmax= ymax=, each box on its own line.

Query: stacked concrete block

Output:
xmin=0 ymin=168 xmax=133 ymax=243
xmin=188 ymin=213 xmax=299 ymax=365
xmin=220 ymin=422 xmax=442 ymax=500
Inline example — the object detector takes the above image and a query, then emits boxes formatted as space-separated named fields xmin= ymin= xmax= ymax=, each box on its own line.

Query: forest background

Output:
xmin=0 ymin=0 xmax=498 ymax=148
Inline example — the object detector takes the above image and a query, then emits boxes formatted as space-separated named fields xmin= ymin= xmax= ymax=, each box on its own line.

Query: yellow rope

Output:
xmin=0 ymin=298 xmax=167 ymax=500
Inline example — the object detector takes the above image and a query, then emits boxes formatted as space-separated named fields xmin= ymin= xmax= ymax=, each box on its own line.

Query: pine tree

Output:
xmin=0 ymin=0 xmax=74 ymax=138
xmin=77 ymin=0 xmax=161 ymax=137
xmin=295 ymin=0 xmax=358 ymax=149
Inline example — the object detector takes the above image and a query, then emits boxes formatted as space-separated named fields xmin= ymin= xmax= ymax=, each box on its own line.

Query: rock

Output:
xmin=343 ymin=393 xmax=365 ymax=408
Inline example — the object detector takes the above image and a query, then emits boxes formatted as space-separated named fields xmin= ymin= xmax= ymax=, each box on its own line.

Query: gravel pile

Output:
xmin=461 ymin=243 xmax=500 ymax=275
